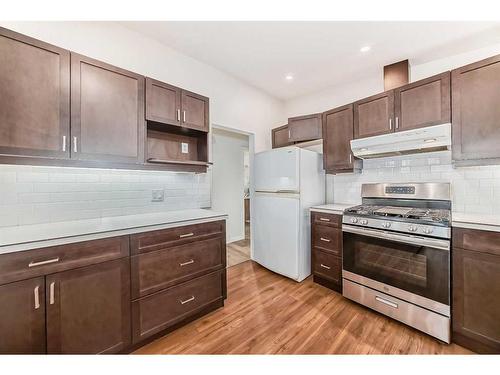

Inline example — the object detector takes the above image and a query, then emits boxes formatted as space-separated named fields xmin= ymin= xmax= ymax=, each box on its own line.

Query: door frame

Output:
xmin=210 ymin=123 xmax=255 ymax=260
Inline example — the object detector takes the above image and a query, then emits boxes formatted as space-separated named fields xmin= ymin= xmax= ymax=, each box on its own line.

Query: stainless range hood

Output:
xmin=350 ymin=123 xmax=451 ymax=159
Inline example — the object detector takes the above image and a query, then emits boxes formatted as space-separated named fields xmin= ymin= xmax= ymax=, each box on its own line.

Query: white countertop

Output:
xmin=310 ymin=203 xmax=354 ymax=215
xmin=452 ymin=212 xmax=500 ymax=233
xmin=0 ymin=209 xmax=227 ymax=255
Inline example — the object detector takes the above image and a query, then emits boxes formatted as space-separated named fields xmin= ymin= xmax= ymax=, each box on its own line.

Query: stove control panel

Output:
xmin=385 ymin=186 xmax=416 ymax=195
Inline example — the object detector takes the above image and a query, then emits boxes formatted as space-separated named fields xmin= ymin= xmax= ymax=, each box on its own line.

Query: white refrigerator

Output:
xmin=252 ymin=147 xmax=325 ymax=282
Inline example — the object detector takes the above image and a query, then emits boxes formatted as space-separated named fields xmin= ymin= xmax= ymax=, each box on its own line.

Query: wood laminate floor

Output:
xmin=226 ymin=223 xmax=251 ymax=268
xmin=134 ymin=261 xmax=471 ymax=355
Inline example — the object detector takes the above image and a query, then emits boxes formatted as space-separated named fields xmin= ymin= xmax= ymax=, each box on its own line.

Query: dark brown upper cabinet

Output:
xmin=146 ymin=78 xmax=209 ymax=132
xmin=0 ymin=27 xmax=70 ymax=159
xmin=323 ymin=104 xmax=358 ymax=173
xmin=394 ymin=72 xmax=450 ymax=132
xmin=354 ymin=91 xmax=395 ymax=139
xmin=181 ymin=90 xmax=209 ymax=132
xmin=46 ymin=258 xmax=131 ymax=354
xmin=452 ymin=55 xmax=500 ymax=166
xmin=146 ymin=78 xmax=182 ymax=126
xmin=71 ymin=53 xmax=145 ymax=164
xmin=0 ymin=277 xmax=46 ymax=354
xmin=288 ymin=113 xmax=322 ymax=142
xmin=272 ymin=124 xmax=292 ymax=148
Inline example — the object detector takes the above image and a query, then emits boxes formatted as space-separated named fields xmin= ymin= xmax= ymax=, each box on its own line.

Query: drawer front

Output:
xmin=313 ymin=225 xmax=341 ymax=255
xmin=312 ymin=249 xmax=341 ymax=283
xmin=0 ymin=236 xmax=129 ymax=285
xmin=130 ymin=220 xmax=225 ymax=255
xmin=131 ymin=270 xmax=224 ymax=343
xmin=131 ymin=237 xmax=225 ymax=299
xmin=312 ymin=211 xmax=341 ymax=228
xmin=453 ymin=227 xmax=500 ymax=256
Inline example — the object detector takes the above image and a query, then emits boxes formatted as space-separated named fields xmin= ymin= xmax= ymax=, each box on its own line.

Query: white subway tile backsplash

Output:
xmin=0 ymin=164 xmax=211 ymax=227
xmin=329 ymin=151 xmax=500 ymax=214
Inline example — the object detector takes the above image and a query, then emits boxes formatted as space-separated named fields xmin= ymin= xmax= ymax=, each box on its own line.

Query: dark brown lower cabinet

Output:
xmin=46 ymin=258 xmax=131 ymax=354
xmin=0 ymin=277 xmax=46 ymax=354
xmin=132 ymin=270 xmax=225 ymax=343
xmin=453 ymin=248 xmax=500 ymax=353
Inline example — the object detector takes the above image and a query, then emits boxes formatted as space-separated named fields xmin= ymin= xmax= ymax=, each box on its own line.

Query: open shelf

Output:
xmin=145 ymin=122 xmax=209 ymax=173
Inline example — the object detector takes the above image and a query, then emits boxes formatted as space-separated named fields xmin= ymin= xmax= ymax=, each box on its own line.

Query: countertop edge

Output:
xmin=452 ymin=220 xmax=500 ymax=233
xmin=310 ymin=207 xmax=345 ymax=215
xmin=0 ymin=214 xmax=227 ymax=255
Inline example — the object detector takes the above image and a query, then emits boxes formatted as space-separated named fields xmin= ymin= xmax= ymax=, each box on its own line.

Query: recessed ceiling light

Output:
xmin=360 ymin=46 xmax=371 ymax=53
xmin=285 ymin=75 xmax=294 ymax=81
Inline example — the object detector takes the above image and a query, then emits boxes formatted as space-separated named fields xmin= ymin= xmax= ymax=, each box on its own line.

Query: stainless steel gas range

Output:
xmin=341 ymin=182 xmax=451 ymax=343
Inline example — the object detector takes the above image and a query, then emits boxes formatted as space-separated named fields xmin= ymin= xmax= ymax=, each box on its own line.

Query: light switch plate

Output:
xmin=181 ymin=142 xmax=189 ymax=154
xmin=152 ymin=189 xmax=164 ymax=202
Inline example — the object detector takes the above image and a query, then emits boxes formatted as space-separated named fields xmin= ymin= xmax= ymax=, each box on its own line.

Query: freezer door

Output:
xmin=254 ymin=148 xmax=300 ymax=192
xmin=253 ymin=193 xmax=300 ymax=280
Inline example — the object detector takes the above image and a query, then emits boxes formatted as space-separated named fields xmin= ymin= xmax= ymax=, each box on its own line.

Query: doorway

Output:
xmin=210 ymin=126 xmax=253 ymax=268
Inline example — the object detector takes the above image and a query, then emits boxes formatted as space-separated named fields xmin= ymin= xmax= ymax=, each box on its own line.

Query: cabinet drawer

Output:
xmin=130 ymin=220 xmax=225 ymax=255
xmin=312 ymin=211 xmax=341 ymax=227
xmin=453 ymin=227 xmax=500 ymax=256
xmin=312 ymin=225 xmax=341 ymax=255
xmin=0 ymin=236 xmax=129 ymax=285
xmin=131 ymin=237 xmax=225 ymax=299
xmin=131 ymin=270 xmax=224 ymax=343
xmin=312 ymin=249 xmax=341 ymax=284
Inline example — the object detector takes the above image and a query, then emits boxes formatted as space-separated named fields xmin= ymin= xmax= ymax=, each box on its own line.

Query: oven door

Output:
xmin=342 ymin=224 xmax=450 ymax=313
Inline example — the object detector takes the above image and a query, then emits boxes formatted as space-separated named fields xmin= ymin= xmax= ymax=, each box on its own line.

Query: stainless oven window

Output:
xmin=343 ymin=231 xmax=449 ymax=305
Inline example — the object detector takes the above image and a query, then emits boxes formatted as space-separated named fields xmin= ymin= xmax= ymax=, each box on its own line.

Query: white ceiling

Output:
xmin=122 ymin=21 xmax=500 ymax=100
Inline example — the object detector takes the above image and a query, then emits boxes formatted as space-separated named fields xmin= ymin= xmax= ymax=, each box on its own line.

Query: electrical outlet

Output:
xmin=181 ymin=142 xmax=189 ymax=154
xmin=151 ymin=189 xmax=164 ymax=202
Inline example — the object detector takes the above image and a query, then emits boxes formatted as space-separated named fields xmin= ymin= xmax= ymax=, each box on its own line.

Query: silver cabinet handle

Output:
xmin=375 ymin=296 xmax=398 ymax=309
xmin=49 ymin=282 xmax=55 ymax=305
xmin=180 ymin=259 xmax=195 ymax=267
xmin=389 ymin=118 xmax=393 ymax=130
xmin=73 ymin=136 xmax=78 ymax=153
xmin=179 ymin=233 xmax=194 ymax=238
xmin=320 ymin=237 xmax=331 ymax=242
xmin=183 ymin=110 xmax=186 ymax=123
xmin=349 ymin=154 xmax=352 ymax=164
xmin=177 ymin=109 xmax=181 ymax=121
xmin=180 ymin=296 xmax=195 ymax=305
xmin=319 ymin=218 xmax=330 ymax=222
xmin=62 ymin=136 xmax=66 ymax=152
xmin=288 ymin=129 xmax=291 ymax=139
xmin=34 ymin=286 xmax=40 ymax=310
xmin=29 ymin=257 xmax=60 ymax=268
xmin=395 ymin=116 xmax=399 ymax=129
xmin=320 ymin=264 xmax=331 ymax=270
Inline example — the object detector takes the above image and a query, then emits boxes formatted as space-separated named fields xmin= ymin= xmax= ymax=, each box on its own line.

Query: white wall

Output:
xmin=0 ymin=21 xmax=285 ymax=152
xmin=211 ymin=128 xmax=249 ymax=243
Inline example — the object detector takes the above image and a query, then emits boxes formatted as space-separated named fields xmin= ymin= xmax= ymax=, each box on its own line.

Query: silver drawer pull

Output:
xmin=375 ymin=296 xmax=398 ymax=309
xmin=34 ymin=286 xmax=40 ymax=310
xmin=180 ymin=259 xmax=195 ymax=267
xmin=29 ymin=257 xmax=60 ymax=268
xmin=180 ymin=295 xmax=195 ymax=305
xmin=177 ymin=109 xmax=181 ymax=121
xmin=320 ymin=237 xmax=331 ymax=242
xmin=49 ymin=282 xmax=55 ymax=305
xmin=319 ymin=218 xmax=330 ymax=222
xmin=320 ymin=264 xmax=331 ymax=270
xmin=179 ymin=233 xmax=194 ymax=238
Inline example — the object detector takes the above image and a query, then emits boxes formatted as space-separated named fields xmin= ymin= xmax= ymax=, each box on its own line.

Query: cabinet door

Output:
xmin=272 ymin=124 xmax=291 ymax=148
xmin=0 ymin=27 xmax=70 ymax=159
xmin=453 ymin=247 xmax=500 ymax=353
xmin=452 ymin=55 xmax=500 ymax=164
xmin=46 ymin=258 xmax=131 ymax=354
xmin=71 ymin=53 xmax=145 ymax=164
xmin=145 ymin=78 xmax=181 ymax=126
xmin=354 ymin=91 xmax=394 ymax=139
xmin=394 ymin=72 xmax=450 ymax=132
xmin=181 ymin=90 xmax=209 ymax=132
xmin=323 ymin=104 xmax=354 ymax=172
xmin=0 ymin=277 xmax=46 ymax=354
xmin=288 ymin=113 xmax=322 ymax=142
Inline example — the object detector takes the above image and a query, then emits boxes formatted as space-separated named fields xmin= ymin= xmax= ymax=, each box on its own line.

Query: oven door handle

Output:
xmin=342 ymin=224 xmax=450 ymax=251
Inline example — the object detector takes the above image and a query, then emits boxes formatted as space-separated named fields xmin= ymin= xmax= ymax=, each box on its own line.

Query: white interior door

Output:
xmin=254 ymin=148 xmax=299 ymax=192
xmin=253 ymin=192 xmax=299 ymax=280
